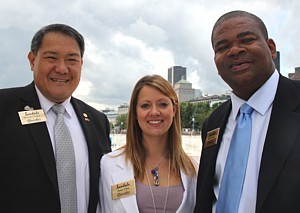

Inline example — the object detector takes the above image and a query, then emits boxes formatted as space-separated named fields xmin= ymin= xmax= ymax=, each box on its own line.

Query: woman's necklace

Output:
xmin=148 ymin=152 xmax=169 ymax=186
xmin=145 ymin=154 xmax=170 ymax=213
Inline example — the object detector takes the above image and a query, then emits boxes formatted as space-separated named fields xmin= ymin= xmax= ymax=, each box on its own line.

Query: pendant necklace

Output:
xmin=145 ymin=154 xmax=170 ymax=213
xmin=148 ymin=152 xmax=169 ymax=186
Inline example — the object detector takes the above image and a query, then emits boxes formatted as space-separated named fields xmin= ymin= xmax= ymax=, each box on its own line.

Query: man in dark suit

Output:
xmin=0 ymin=24 xmax=111 ymax=212
xmin=194 ymin=10 xmax=300 ymax=213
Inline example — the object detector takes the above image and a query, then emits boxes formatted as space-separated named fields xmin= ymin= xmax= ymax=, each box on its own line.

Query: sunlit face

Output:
xmin=28 ymin=32 xmax=83 ymax=103
xmin=136 ymin=86 xmax=176 ymax=139
xmin=212 ymin=17 xmax=276 ymax=100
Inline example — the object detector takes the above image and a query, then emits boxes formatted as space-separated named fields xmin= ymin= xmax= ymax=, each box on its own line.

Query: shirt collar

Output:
xmin=230 ymin=70 xmax=279 ymax=120
xmin=34 ymin=85 xmax=73 ymax=117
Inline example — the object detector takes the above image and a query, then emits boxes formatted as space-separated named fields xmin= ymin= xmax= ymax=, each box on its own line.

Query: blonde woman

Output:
xmin=100 ymin=75 xmax=197 ymax=212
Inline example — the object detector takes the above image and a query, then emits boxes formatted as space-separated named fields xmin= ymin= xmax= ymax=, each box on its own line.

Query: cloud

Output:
xmin=0 ymin=0 xmax=299 ymax=109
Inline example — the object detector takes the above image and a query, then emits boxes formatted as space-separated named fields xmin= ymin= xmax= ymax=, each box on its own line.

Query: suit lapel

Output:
xmin=196 ymin=101 xmax=232 ymax=211
xmin=71 ymin=98 xmax=100 ymax=211
xmin=256 ymin=76 xmax=300 ymax=212
xmin=19 ymin=82 xmax=59 ymax=196
xmin=111 ymin=155 xmax=139 ymax=212
xmin=179 ymin=170 xmax=191 ymax=210
xmin=201 ymin=101 xmax=231 ymax=181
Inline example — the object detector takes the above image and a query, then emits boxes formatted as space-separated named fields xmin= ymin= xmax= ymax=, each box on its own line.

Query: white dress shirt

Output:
xmin=35 ymin=86 xmax=90 ymax=213
xmin=213 ymin=71 xmax=279 ymax=213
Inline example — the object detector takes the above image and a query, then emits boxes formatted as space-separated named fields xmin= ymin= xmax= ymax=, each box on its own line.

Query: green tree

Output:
xmin=180 ymin=102 xmax=193 ymax=129
xmin=115 ymin=113 xmax=127 ymax=130
xmin=190 ymin=102 xmax=208 ymax=131
xmin=109 ymin=122 xmax=114 ymax=130
xmin=180 ymin=101 xmax=225 ymax=132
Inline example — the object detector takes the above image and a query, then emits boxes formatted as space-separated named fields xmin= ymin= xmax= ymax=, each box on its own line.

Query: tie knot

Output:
xmin=240 ymin=103 xmax=254 ymax=114
xmin=51 ymin=104 xmax=66 ymax=115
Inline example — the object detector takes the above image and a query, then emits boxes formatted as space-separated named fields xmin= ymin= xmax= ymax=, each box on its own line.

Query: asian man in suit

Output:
xmin=194 ymin=10 xmax=300 ymax=213
xmin=0 ymin=24 xmax=111 ymax=212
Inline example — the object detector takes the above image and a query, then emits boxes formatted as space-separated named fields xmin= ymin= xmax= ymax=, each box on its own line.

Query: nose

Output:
xmin=54 ymin=60 xmax=68 ymax=74
xmin=227 ymin=44 xmax=246 ymax=57
xmin=149 ymin=105 xmax=160 ymax=116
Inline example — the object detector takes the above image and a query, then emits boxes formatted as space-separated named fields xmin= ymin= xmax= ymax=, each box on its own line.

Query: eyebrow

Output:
xmin=42 ymin=51 xmax=57 ymax=55
xmin=138 ymin=98 xmax=170 ymax=103
xmin=42 ymin=51 xmax=81 ymax=57
xmin=237 ymin=31 xmax=256 ymax=38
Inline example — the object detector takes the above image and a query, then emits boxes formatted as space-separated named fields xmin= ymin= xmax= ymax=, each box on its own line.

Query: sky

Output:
xmin=1 ymin=0 xmax=299 ymax=110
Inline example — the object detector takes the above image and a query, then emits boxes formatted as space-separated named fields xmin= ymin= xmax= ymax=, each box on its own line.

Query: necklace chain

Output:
xmin=145 ymin=154 xmax=170 ymax=213
xmin=148 ymin=152 xmax=169 ymax=169
xmin=148 ymin=152 xmax=169 ymax=186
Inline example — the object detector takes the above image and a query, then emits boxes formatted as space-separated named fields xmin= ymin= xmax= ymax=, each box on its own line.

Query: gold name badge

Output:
xmin=204 ymin=128 xmax=220 ymax=148
xmin=18 ymin=109 xmax=47 ymax=125
xmin=111 ymin=179 xmax=136 ymax=200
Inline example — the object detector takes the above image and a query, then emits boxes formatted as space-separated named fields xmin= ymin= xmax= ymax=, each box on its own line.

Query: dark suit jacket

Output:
xmin=0 ymin=82 xmax=111 ymax=213
xmin=194 ymin=75 xmax=300 ymax=213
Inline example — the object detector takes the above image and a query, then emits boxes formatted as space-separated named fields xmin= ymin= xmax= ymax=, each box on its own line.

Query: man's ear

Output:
xmin=27 ymin=51 xmax=36 ymax=71
xmin=267 ymin=38 xmax=277 ymax=60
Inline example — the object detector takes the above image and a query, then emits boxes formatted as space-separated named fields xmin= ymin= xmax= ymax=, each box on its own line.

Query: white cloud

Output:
xmin=0 ymin=0 xmax=299 ymax=109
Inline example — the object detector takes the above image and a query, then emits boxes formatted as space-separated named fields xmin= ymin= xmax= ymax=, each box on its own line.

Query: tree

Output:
xmin=115 ymin=113 xmax=127 ymax=131
xmin=180 ymin=102 xmax=193 ymax=129
xmin=180 ymin=101 xmax=224 ymax=131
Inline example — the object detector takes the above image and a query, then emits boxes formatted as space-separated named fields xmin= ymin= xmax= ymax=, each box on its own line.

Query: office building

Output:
xmin=102 ymin=108 xmax=118 ymax=125
xmin=288 ymin=67 xmax=300 ymax=80
xmin=168 ymin=66 xmax=187 ymax=86
xmin=189 ymin=94 xmax=230 ymax=107
xmin=174 ymin=76 xmax=195 ymax=102
xmin=274 ymin=51 xmax=280 ymax=72
xmin=118 ymin=103 xmax=129 ymax=115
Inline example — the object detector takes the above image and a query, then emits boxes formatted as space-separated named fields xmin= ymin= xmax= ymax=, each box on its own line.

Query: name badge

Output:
xmin=111 ymin=179 xmax=136 ymax=200
xmin=18 ymin=109 xmax=47 ymax=125
xmin=204 ymin=128 xmax=220 ymax=148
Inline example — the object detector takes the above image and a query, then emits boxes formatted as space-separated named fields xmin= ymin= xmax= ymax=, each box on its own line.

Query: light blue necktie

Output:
xmin=216 ymin=103 xmax=254 ymax=213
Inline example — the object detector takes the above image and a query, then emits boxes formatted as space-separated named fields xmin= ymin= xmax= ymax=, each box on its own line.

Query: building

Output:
xmin=168 ymin=65 xmax=202 ymax=102
xmin=189 ymin=94 xmax=230 ymax=107
xmin=288 ymin=67 xmax=300 ymax=80
xmin=168 ymin=66 xmax=187 ymax=86
xmin=118 ymin=103 xmax=129 ymax=115
xmin=274 ymin=51 xmax=280 ymax=72
xmin=194 ymin=89 xmax=203 ymax=99
xmin=101 ymin=103 xmax=129 ymax=125
xmin=102 ymin=108 xmax=118 ymax=125
xmin=174 ymin=76 xmax=195 ymax=102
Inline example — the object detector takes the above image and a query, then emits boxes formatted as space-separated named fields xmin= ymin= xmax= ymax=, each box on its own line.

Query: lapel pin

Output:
xmin=24 ymin=105 xmax=34 ymax=111
xmin=83 ymin=113 xmax=90 ymax=122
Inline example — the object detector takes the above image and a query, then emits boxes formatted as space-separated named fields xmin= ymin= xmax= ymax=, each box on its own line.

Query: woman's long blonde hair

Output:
xmin=122 ymin=74 xmax=196 ymax=179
